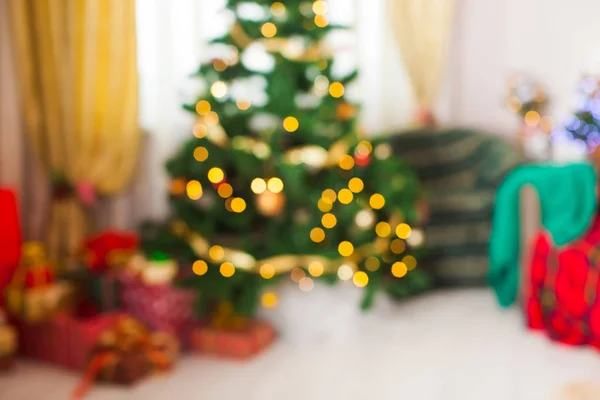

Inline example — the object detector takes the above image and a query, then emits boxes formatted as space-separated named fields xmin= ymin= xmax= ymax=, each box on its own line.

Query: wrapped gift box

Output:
xmin=526 ymin=214 xmax=600 ymax=348
xmin=190 ymin=321 xmax=275 ymax=359
xmin=119 ymin=273 xmax=196 ymax=347
xmin=19 ymin=312 xmax=120 ymax=370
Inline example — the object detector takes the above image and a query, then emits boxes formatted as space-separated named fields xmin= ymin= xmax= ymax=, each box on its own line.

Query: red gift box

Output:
xmin=119 ymin=273 xmax=196 ymax=347
xmin=83 ymin=231 xmax=138 ymax=274
xmin=190 ymin=321 xmax=275 ymax=359
xmin=527 ymin=214 xmax=600 ymax=348
xmin=0 ymin=188 xmax=21 ymax=307
xmin=18 ymin=312 xmax=120 ymax=370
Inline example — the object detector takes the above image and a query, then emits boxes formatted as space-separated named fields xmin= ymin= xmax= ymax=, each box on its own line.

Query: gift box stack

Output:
xmin=19 ymin=312 xmax=121 ymax=370
xmin=3 ymin=221 xmax=277 ymax=373
xmin=7 ymin=232 xmax=136 ymax=370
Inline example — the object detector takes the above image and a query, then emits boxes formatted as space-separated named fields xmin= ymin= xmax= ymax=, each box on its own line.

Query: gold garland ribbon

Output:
xmin=172 ymin=213 xmax=402 ymax=278
xmin=230 ymin=23 xmax=331 ymax=62
xmin=198 ymin=106 xmax=351 ymax=171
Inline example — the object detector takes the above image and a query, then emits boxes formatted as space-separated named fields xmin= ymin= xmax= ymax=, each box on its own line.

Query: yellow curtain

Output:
xmin=9 ymin=0 xmax=140 ymax=269
xmin=389 ymin=0 xmax=455 ymax=125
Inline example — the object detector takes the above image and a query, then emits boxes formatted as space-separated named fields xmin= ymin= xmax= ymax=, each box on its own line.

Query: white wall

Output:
xmin=444 ymin=0 xmax=600 ymax=136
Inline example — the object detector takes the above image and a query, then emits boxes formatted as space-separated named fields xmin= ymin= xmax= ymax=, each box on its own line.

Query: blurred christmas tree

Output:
xmin=141 ymin=0 xmax=430 ymax=317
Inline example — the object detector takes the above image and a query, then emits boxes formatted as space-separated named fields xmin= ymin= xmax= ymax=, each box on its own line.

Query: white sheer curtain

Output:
xmin=136 ymin=0 xmax=413 ymax=218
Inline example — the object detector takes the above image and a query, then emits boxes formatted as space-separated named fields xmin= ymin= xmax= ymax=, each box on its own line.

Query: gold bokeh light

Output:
xmin=322 ymin=213 xmax=337 ymax=229
xmin=267 ymin=177 xmax=284 ymax=193
xmin=322 ymin=189 xmax=337 ymax=204
xmin=329 ymin=82 xmax=344 ymax=98
xmin=390 ymin=239 xmax=406 ymax=254
xmin=195 ymin=100 xmax=211 ymax=115
xmin=318 ymin=198 xmax=333 ymax=212
xmin=403 ymin=255 xmax=417 ymax=271
xmin=209 ymin=245 xmax=224 ymax=261
xmin=308 ymin=261 xmax=324 ymax=277
xmin=213 ymin=59 xmax=227 ymax=72
xmin=525 ymin=110 xmax=541 ymax=127
xmin=353 ymin=271 xmax=369 ymax=288
xmin=208 ymin=167 xmax=225 ymax=183
xmin=369 ymin=193 xmax=385 ymax=209
xmin=261 ymin=291 xmax=278 ymax=308
xmin=192 ymin=260 xmax=208 ymax=276
xmin=260 ymin=263 xmax=275 ymax=279
xmin=314 ymin=15 xmax=329 ymax=27
xmin=270 ymin=2 xmax=286 ymax=17
xmin=310 ymin=227 xmax=326 ymax=243
xmin=391 ymin=262 xmax=408 ymax=278
xmin=396 ymin=223 xmax=412 ymax=239
xmin=236 ymin=99 xmax=252 ymax=111
xmin=338 ymin=241 xmax=354 ymax=257
xmin=338 ymin=155 xmax=355 ymax=170
xmin=220 ymin=262 xmax=235 ymax=277
xmin=194 ymin=146 xmax=209 ymax=162
xmin=365 ymin=257 xmax=380 ymax=272
xmin=217 ymin=183 xmax=233 ymax=198
xmin=231 ymin=197 xmax=247 ymax=213
xmin=283 ymin=116 xmax=299 ymax=132
xmin=261 ymin=22 xmax=277 ymax=38
xmin=348 ymin=177 xmax=364 ymax=193
xmin=186 ymin=180 xmax=203 ymax=200
xmin=338 ymin=188 xmax=353 ymax=204
xmin=375 ymin=222 xmax=392 ymax=238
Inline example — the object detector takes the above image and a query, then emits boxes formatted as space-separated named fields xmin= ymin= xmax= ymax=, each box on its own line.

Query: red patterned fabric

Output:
xmin=119 ymin=273 xmax=196 ymax=347
xmin=527 ymin=215 xmax=600 ymax=347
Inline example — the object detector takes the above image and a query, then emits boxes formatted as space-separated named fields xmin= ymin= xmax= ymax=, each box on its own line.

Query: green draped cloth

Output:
xmin=489 ymin=163 xmax=597 ymax=308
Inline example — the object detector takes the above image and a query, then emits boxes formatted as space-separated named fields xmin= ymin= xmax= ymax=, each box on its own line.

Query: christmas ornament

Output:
xmin=256 ymin=190 xmax=286 ymax=217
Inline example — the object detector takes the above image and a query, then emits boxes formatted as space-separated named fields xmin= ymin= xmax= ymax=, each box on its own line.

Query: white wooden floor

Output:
xmin=2 ymin=289 xmax=600 ymax=400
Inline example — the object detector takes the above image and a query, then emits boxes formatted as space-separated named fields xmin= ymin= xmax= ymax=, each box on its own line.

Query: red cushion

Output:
xmin=0 ymin=188 xmax=21 ymax=300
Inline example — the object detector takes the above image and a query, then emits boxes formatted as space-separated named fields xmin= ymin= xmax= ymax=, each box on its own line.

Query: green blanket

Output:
xmin=489 ymin=163 xmax=597 ymax=307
